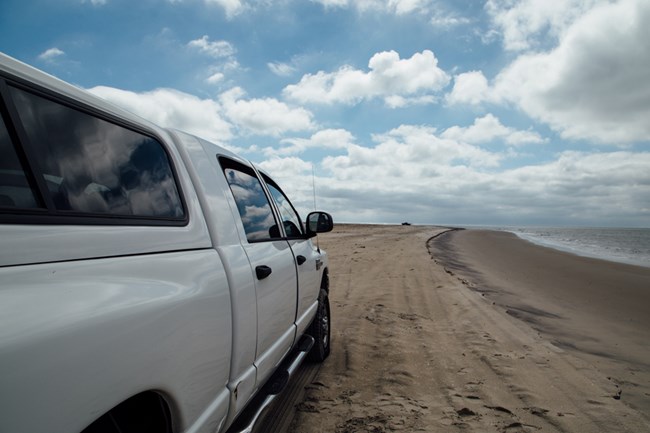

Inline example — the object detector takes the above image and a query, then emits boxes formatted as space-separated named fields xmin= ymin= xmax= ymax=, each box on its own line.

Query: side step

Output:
xmin=227 ymin=335 xmax=315 ymax=433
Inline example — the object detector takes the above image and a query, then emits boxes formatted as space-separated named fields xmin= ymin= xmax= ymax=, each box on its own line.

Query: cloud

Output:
xmin=448 ymin=0 xmax=650 ymax=145
xmin=384 ymin=94 xmax=437 ymax=108
xmin=82 ymin=0 xmax=107 ymax=5
xmin=264 ymin=129 xmax=356 ymax=156
xmin=268 ymin=61 xmax=296 ymax=77
xmin=311 ymin=0 xmax=435 ymax=15
xmin=204 ymin=0 xmax=244 ymax=18
xmin=187 ymin=35 xmax=235 ymax=58
xmin=88 ymin=86 xmax=234 ymax=144
xmin=386 ymin=0 xmax=434 ymax=15
xmin=430 ymin=11 xmax=471 ymax=28
xmin=88 ymin=85 xmax=314 ymax=141
xmin=206 ymin=72 xmax=225 ymax=84
xmin=491 ymin=151 xmax=650 ymax=224
xmin=283 ymin=50 xmax=450 ymax=106
xmin=310 ymin=125 xmax=650 ymax=225
xmin=259 ymin=156 xmax=313 ymax=175
xmin=441 ymin=114 xmax=545 ymax=146
xmin=38 ymin=48 xmax=65 ymax=62
xmin=324 ymin=124 xmax=502 ymax=177
xmin=485 ymin=0 xmax=602 ymax=51
xmin=445 ymin=70 xmax=492 ymax=106
xmin=311 ymin=0 xmax=348 ymax=7
xmin=256 ymin=155 xmax=317 ymax=216
xmin=187 ymin=35 xmax=240 ymax=85
xmin=219 ymin=87 xmax=315 ymax=136
xmin=492 ymin=0 xmax=650 ymax=144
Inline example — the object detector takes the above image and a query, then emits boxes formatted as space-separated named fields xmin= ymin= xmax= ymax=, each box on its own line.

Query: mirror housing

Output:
xmin=305 ymin=211 xmax=333 ymax=238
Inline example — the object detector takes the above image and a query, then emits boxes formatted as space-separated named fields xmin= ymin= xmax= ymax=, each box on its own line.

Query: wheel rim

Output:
xmin=321 ymin=303 xmax=329 ymax=348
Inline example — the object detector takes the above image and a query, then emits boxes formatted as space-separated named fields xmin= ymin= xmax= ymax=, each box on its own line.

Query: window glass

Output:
xmin=223 ymin=165 xmax=280 ymax=242
xmin=264 ymin=178 xmax=303 ymax=238
xmin=0 ymin=113 xmax=40 ymax=208
xmin=8 ymin=86 xmax=184 ymax=218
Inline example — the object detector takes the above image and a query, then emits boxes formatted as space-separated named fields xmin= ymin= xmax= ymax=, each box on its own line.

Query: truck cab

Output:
xmin=0 ymin=51 xmax=333 ymax=433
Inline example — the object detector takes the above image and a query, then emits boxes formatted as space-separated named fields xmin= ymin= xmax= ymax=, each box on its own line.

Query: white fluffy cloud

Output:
xmin=311 ymin=126 xmax=650 ymax=225
xmin=187 ymin=35 xmax=235 ymax=58
xmin=485 ymin=0 xmax=602 ymax=51
xmin=446 ymin=70 xmax=492 ymax=106
xmin=264 ymin=129 xmax=356 ymax=156
xmin=268 ymin=62 xmax=296 ymax=77
xmin=251 ymin=119 xmax=649 ymax=226
xmin=203 ymin=0 xmax=244 ymax=18
xmin=220 ymin=87 xmax=315 ymax=136
xmin=284 ymin=50 xmax=450 ymax=106
xmin=311 ymin=0 xmax=348 ymax=7
xmin=324 ymin=124 xmax=501 ymax=179
xmin=311 ymin=0 xmax=435 ymax=14
xmin=491 ymin=151 xmax=650 ymax=224
xmin=38 ymin=48 xmax=65 ymax=62
xmin=384 ymin=94 xmax=437 ymax=108
xmin=448 ymin=0 xmax=650 ymax=145
xmin=430 ymin=11 xmax=471 ymax=28
xmin=493 ymin=0 xmax=650 ymax=144
xmin=206 ymin=72 xmax=225 ymax=84
xmin=88 ymin=85 xmax=315 ymax=141
xmin=441 ymin=114 xmax=545 ymax=146
xmin=259 ymin=156 xmax=313 ymax=175
xmin=186 ymin=35 xmax=240 ymax=85
xmin=88 ymin=86 xmax=234 ymax=144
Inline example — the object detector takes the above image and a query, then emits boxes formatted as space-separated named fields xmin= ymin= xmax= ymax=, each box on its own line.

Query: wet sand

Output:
xmin=287 ymin=224 xmax=650 ymax=432
xmin=435 ymin=229 xmax=650 ymax=415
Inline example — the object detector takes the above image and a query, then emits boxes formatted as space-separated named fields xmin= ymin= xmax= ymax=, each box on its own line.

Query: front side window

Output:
xmin=8 ymin=86 xmax=184 ymax=219
xmin=0 ymin=113 xmax=40 ymax=209
xmin=222 ymin=161 xmax=280 ymax=242
xmin=264 ymin=176 xmax=304 ymax=238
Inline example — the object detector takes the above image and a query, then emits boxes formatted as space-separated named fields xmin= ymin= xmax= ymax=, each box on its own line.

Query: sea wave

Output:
xmin=502 ymin=227 xmax=650 ymax=268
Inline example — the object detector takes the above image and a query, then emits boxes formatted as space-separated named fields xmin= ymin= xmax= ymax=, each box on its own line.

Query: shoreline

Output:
xmin=507 ymin=228 xmax=650 ymax=269
xmin=429 ymin=228 xmax=650 ymax=416
xmin=336 ymin=223 xmax=650 ymax=268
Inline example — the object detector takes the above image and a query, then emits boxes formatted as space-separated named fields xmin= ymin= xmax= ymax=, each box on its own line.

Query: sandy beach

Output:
xmin=287 ymin=224 xmax=650 ymax=432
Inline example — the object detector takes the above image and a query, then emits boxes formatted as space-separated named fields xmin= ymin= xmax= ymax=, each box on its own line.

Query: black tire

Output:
xmin=308 ymin=288 xmax=331 ymax=362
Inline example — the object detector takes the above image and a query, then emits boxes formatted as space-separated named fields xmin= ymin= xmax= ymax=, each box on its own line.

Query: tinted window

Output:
xmin=264 ymin=177 xmax=303 ymax=238
xmin=0 ymin=113 xmax=40 ymax=208
xmin=8 ymin=86 xmax=184 ymax=218
xmin=223 ymin=163 xmax=280 ymax=242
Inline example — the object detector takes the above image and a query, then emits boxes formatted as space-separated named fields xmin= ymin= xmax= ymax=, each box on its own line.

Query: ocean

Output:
xmin=494 ymin=227 xmax=650 ymax=268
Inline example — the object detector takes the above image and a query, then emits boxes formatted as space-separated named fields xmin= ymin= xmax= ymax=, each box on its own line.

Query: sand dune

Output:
xmin=288 ymin=224 xmax=650 ymax=432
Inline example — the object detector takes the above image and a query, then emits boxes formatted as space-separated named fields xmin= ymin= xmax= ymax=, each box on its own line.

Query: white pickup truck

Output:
xmin=0 ymin=52 xmax=333 ymax=433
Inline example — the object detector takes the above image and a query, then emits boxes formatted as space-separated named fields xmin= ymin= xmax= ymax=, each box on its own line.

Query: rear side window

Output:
xmin=221 ymin=159 xmax=281 ymax=242
xmin=7 ymin=86 xmax=184 ymax=219
xmin=0 ymin=113 xmax=41 ymax=209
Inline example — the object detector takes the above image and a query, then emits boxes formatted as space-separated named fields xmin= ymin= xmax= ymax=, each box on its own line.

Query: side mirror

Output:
xmin=306 ymin=211 xmax=333 ymax=238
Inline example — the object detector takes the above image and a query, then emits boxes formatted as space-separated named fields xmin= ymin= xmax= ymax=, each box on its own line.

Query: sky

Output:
xmin=1 ymin=0 xmax=649 ymax=227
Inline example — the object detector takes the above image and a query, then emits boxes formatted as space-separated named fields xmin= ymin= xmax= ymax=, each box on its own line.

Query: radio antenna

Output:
xmin=311 ymin=164 xmax=317 ymax=210
xmin=311 ymin=163 xmax=321 ymax=253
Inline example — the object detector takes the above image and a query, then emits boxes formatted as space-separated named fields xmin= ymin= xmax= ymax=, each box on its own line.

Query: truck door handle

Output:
xmin=255 ymin=265 xmax=273 ymax=280
xmin=296 ymin=255 xmax=307 ymax=265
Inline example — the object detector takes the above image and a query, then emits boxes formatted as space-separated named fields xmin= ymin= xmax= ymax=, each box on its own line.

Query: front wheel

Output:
xmin=308 ymin=288 xmax=331 ymax=362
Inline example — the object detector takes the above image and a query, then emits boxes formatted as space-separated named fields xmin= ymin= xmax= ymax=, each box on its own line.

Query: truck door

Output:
xmin=220 ymin=159 xmax=297 ymax=386
xmin=262 ymin=175 xmax=322 ymax=337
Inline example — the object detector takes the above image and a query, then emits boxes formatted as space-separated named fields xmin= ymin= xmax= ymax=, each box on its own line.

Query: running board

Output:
xmin=227 ymin=335 xmax=315 ymax=433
